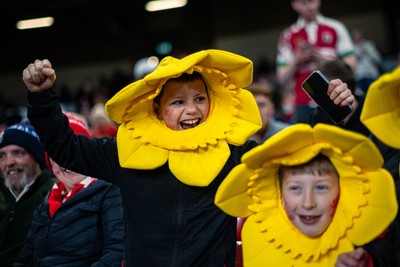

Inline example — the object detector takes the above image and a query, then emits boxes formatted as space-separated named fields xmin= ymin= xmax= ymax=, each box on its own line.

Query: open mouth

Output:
xmin=7 ymin=168 xmax=22 ymax=176
xmin=180 ymin=118 xmax=201 ymax=129
xmin=298 ymin=215 xmax=320 ymax=224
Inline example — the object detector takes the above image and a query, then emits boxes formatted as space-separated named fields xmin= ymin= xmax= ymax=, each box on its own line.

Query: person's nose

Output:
xmin=185 ymin=101 xmax=197 ymax=114
xmin=301 ymin=190 xmax=316 ymax=209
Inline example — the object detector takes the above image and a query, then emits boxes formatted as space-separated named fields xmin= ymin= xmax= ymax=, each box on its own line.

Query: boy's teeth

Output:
xmin=185 ymin=119 xmax=197 ymax=124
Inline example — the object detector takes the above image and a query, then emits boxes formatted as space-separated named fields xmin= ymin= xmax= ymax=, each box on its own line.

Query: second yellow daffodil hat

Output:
xmin=105 ymin=49 xmax=262 ymax=186
xmin=361 ymin=66 xmax=400 ymax=149
xmin=215 ymin=123 xmax=397 ymax=266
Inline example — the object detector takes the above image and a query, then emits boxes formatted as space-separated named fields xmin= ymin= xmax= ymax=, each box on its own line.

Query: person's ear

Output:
xmin=281 ymin=196 xmax=286 ymax=209
xmin=153 ymin=102 xmax=162 ymax=120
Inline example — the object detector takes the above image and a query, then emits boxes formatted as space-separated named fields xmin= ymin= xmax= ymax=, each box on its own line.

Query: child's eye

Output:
xmin=171 ymin=100 xmax=184 ymax=105
xmin=10 ymin=150 xmax=26 ymax=158
xmin=315 ymin=184 xmax=329 ymax=191
xmin=288 ymin=185 xmax=301 ymax=192
xmin=257 ymin=103 xmax=267 ymax=109
xmin=195 ymin=96 xmax=207 ymax=103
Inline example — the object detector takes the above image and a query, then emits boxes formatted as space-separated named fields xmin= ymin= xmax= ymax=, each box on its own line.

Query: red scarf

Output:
xmin=48 ymin=177 xmax=96 ymax=218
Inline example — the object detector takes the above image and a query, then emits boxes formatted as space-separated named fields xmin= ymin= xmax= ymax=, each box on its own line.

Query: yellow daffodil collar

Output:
xmin=215 ymin=123 xmax=397 ymax=266
xmin=361 ymin=66 xmax=400 ymax=149
xmin=105 ymin=49 xmax=262 ymax=186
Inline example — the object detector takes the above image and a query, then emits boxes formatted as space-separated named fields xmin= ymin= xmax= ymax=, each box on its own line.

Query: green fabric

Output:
xmin=0 ymin=170 xmax=56 ymax=267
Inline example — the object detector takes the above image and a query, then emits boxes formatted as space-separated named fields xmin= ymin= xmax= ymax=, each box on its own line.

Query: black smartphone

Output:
xmin=302 ymin=70 xmax=352 ymax=124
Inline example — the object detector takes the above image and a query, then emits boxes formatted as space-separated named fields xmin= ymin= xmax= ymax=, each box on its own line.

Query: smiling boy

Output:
xmin=215 ymin=123 xmax=398 ymax=266
xmin=153 ymin=72 xmax=210 ymax=130
xmin=279 ymin=154 xmax=340 ymax=238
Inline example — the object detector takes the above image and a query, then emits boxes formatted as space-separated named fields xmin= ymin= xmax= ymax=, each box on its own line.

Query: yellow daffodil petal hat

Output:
xmin=215 ymin=123 xmax=397 ymax=266
xmin=361 ymin=66 xmax=400 ymax=148
xmin=105 ymin=49 xmax=262 ymax=186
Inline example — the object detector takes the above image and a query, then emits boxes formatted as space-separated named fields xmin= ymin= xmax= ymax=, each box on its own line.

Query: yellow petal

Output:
xmin=346 ymin=169 xmax=398 ymax=245
xmin=225 ymin=88 xmax=262 ymax=145
xmin=361 ymin=66 xmax=400 ymax=148
xmin=214 ymin=163 xmax=254 ymax=217
xmin=117 ymin=125 xmax=169 ymax=169
xmin=168 ymin=140 xmax=230 ymax=186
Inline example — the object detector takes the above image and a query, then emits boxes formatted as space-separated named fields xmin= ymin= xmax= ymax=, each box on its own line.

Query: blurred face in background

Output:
xmin=0 ymin=145 xmax=41 ymax=196
xmin=254 ymin=93 xmax=275 ymax=133
xmin=49 ymin=158 xmax=86 ymax=192
xmin=292 ymin=0 xmax=321 ymax=22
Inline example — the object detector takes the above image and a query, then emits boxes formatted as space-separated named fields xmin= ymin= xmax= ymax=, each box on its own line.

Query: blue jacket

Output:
xmin=14 ymin=179 xmax=124 ymax=267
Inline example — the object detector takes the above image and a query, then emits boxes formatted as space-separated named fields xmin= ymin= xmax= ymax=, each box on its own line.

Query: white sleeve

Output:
xmin=334 ymin=20 xmax=355 ymax=57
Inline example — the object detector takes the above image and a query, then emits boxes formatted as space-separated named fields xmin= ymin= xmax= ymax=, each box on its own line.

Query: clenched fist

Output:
xmin=22 ymin=59 xmax=56 ymax=93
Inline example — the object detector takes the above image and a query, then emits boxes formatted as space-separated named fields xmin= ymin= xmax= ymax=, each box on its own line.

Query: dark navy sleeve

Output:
xmin=27 ymin=89 xmax=121 ymax=185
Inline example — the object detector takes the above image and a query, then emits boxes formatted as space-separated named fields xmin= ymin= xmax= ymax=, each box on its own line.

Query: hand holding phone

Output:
xmin=302 ymin=70 xmax=352 ymax=124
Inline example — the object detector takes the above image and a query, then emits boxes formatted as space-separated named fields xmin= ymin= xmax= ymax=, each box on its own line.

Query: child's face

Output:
xmin=281 ymin=171 xmax=340 ymax=237
xmin=155 ymin=79 xmax=210 ymax=130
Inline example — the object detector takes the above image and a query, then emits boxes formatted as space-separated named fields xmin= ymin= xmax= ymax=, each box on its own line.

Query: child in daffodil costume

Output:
xmin=23 ymin=50 xmax=263 ymax=267
xmin=215 ymin=123 xmax=398 ymax=267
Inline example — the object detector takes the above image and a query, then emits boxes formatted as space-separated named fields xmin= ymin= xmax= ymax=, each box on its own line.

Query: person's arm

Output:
xmin=275 ymin=29 xmax=308 ymax=86
xmin=22 ymin=59 xmax=56 ymax=93
xmin=362 ymin=221 xmax=400 ymax=267
xmin=23 ymin=60 xmax=120 ymax=183
xmin=276 ymin=44 xmax=320 ymax=85
xmin=95 ymin=184 xmax=125 ymax=265
xmin=276 ymin=65 xmax=296 ymax=86
xmin=307 ymin=106 xmax=333 ymax=126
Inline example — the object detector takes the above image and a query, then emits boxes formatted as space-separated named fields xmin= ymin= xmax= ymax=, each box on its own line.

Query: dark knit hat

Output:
xmin=0 ymin=120 xmax=46 ymax=169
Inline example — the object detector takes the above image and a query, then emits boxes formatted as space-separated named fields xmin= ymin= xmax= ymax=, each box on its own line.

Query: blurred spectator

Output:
xmin=14 ymin=113 xmax=124 ymax=266
xmin=274 ymin=84 xmax=296 ymax=123
xmin=0 ymin=120 xmax=56 ymax=267
xmin=89 ymin=103 xmax=118 ymax=137
xmin=351 ymin=28 xmax=383 ymax=94
xmin=276 ymin=0 xmax=357 ymax=123
xmin=246 ymin=82 xmax=291 ymax=143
